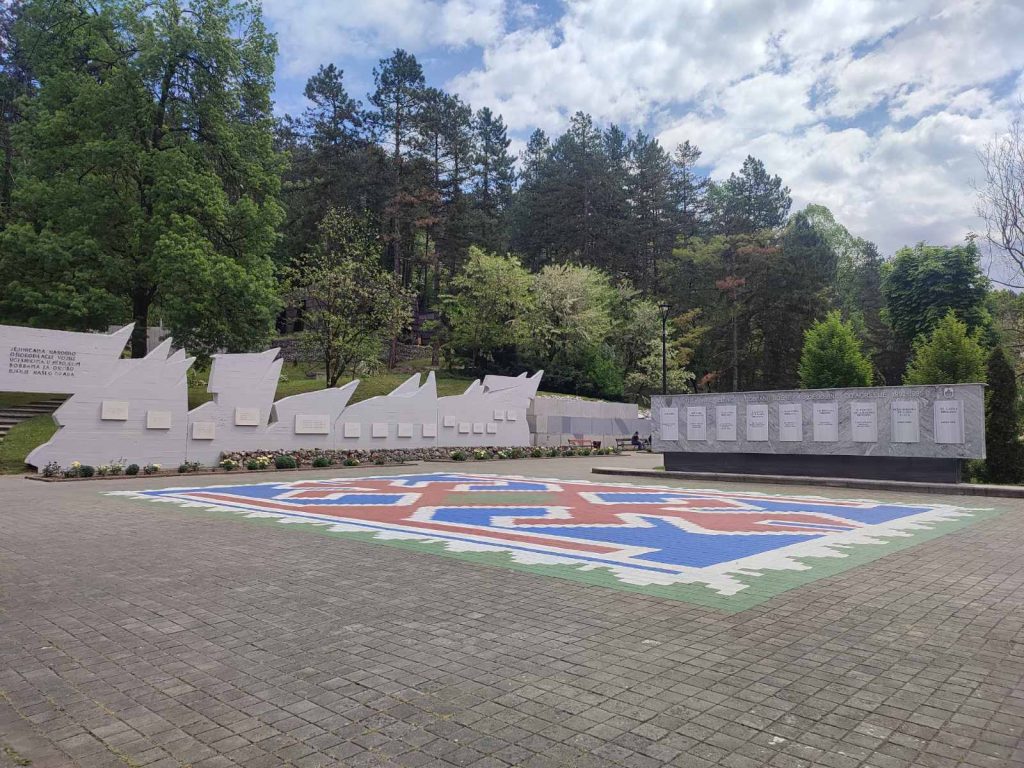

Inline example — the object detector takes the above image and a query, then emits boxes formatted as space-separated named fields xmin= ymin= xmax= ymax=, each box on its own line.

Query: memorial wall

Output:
xmin=0 ymin=322 xmax=544 ymax=471
xmin=651 ymin=384 xmax=985 ymax=482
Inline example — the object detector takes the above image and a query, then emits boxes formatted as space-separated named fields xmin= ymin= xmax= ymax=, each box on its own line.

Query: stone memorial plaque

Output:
xmin=472 ymin=422 xmax=485 ymax=434
xmin=191 ymin=421 xmax=216 ymax=440
xmin=295 ymin=414 xmax=330 ymax=435
xmin=372 ymin=422 xmax=389 ymax=438
xmin=812 ymin=402 xmax=839 ymax=442
xmin=486 ymin=423 xmax=498 ymax=434
xmin=934 ymin=400 xmax=964 ymax=444
xmin=507 ymin=410 xmax=518 ymax=422
xmin=661 ymin=407 xmax=679 ymax=441
xmin=422 ymin=422 xmax=438 ymax=438
xmin=458 ymin=422 xmax=471 ymax=434
xmin=746 ymin=404 xmax=769 ymax=442
xmin=443 ymin=415 xmax=456 ymax=428
xmin=716 ymin=405 xmax=737 ymax=441
xmin=778 ymin=403 xmax=803 ymax=442
xmin=493 ymin=409 xmax=505 ymax=420
xmin=101 ymin=400 xmax=129 ymax=421
xmin=234 ymin=407 xmax=260 ymax=426
xmin=146 ymin=410 xmax=172 ymax=430
xmin=850 ymin=402 xmax=878 ymax=443
xmin=342 ymin=422 xmax=361 ymax=438
xmin=396 ymin=422 xmax=413 ymax=438
xmin=686 ymin=406 xmax=707 ymax=441
xmin=891 ymin=400 xmax=920 ymax=443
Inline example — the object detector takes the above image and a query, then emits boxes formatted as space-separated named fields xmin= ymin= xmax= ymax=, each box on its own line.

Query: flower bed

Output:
xmin=27 ymin=445 xmax=621 ymax=481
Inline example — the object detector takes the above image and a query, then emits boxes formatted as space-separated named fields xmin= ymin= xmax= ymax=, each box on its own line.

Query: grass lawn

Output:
xmin=0 ymin=414 xmax=57 ymax=474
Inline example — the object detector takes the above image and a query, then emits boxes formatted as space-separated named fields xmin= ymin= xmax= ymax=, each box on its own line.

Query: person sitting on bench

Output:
xmin=631 ymin=431 xmax=642 ymax=449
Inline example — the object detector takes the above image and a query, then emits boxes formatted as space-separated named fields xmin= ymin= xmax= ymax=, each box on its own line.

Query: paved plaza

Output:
xmin=2 ymin=455 xmax=1023 ymax=767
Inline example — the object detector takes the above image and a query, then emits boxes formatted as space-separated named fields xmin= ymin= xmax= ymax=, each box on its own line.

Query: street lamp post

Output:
xmin=658 ymin=302 xmax=670 ymax=395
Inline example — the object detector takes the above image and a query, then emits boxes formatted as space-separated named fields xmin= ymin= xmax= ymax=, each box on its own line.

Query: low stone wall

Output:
xmin=528 ymin=396 xmax=650 ymax=447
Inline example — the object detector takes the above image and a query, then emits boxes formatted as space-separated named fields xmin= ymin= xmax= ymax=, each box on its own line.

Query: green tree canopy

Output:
xmin=1 ymin=0 xmax=283 ymax=357
xmin=287 ymin=209 xmax=412 ymax=387
xmin=443 ymin=247 xmax=533 ymax=371
xmin=903 ymin=311 xmax=987 ymax=385
xmin=882 ymin=241 xmax=990 ymax=345
xmin=798 ymin=311 xmax=873 ymax=388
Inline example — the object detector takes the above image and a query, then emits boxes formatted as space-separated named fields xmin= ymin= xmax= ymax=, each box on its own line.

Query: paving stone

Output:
xmin=1 ymin=458 xmax=1022 ymax=768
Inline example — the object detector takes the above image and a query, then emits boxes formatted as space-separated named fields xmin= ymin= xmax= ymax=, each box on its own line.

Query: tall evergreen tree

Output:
xmin=368 ymin=49 xmax=426 ymax=285
xmin=471 ymin=107 xmax=515 ymax=253
xmin=710 ymin=155 xmax=792 ymax=234
xmin=627 ymin=131 xmax=676 ymax=288
xmin=984 ymin=346 xmax=1023 ymax=483
xmin=670 ymin=140 xmax=709 ymax=237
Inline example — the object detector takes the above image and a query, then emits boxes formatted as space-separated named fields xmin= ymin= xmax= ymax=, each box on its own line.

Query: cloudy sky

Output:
xmin=261 ymin=0 xmax=1024 ymax=262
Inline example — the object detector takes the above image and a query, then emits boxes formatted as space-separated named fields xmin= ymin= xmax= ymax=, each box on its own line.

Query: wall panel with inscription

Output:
xmin=652 ymin=384 xmax=984 ymax=482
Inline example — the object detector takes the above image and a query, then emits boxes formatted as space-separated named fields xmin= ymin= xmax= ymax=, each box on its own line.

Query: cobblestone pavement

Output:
xmin=2 ymin=456 xmax=1022 ymax=768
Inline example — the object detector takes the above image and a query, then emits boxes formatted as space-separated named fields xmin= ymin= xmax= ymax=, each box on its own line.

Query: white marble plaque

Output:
xmin=746 ymin=404 xmax=769 ymax=442
xmin=443 ymin=415 xmax=456 ymax=428
xmin=422 ymin=422 xmax=437 ymax=438
xmin=891 ymin=400 xmax=920 ymax=443
xmin=295 ymin=414 xmax=330 ymax=434
xmin=146 ymin=410 xmax=172 ymax=430
xmin=342 ymin=422 xmax=361 ymax=438
xmin=812 ymin=402 xmax=839 ymax=442
xmin=486 ymin=423 xmax=498 ymax=434
xmin=934 ymin=400 xmax=964 ymax=444
xmin=849 ymin=402 xmax=878 ymax=443
xmin=234 ymin=407 xmax=260 ymax=426
xmin=778 ymin=403 xmax=803 ymax=442
xmin=661 ymin=407 xmax=679 ymax=441
xmin=493 ymin=409 xmax=505 ymax=420
xmin=716 ymin=405 xmax=737 ymax=441
xmin=371 ymin=422 xmax=388 ymax=438
xmin=191 ymin=421 xmax=216 ymax=440
xmin=101 ymin=400 xmax=129 ymax=421
xmin=472 ymin=422 xmax=485 ymax=434
xmin=506 ymin=410 xmax=518 ymax=422
xmin=686 ymin=406 xmax=707 ymax=441
xmin=458 ymin=422 xmax=471 ymax=434
xmin=397 ymin=422 xmax=413 ymax=438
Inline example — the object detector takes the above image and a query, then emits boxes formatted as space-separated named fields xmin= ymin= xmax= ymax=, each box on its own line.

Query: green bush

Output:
xmin=79 ymin=464 xmax=95 ymax=478
xmin=274 ymin=455 xmax=298 ymax=469
xmin=312 ymin=456 xmax=332 ymax=468
xmin=531 ymin=448 xmax=544 ymax=458
xmin=904 ymin=311 xmax=987 ymax=385
xmin=219 ymin=459 xmax=239 ymax=471
xmin=450 ymin=450 xmax=467 ymax=461
xmin=798 ymin=311 xmax=873 ymax=388
xmin=343 ymin=457 xmax=360 ymax=466
xmin=126 ymin=464 xmax=139 ymax=475
xmin=246 ymin=460 xmax=262 ymax=471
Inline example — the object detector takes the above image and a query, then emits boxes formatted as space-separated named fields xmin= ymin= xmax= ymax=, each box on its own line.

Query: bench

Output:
xmin=567 ymin=438 xmax=601 ymax=449
xmin=615 ymin=437 xmax=649 ymax=451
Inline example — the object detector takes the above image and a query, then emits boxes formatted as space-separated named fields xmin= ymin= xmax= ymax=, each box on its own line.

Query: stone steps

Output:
xmin=0 ymin=398 xmax=65 ymax=442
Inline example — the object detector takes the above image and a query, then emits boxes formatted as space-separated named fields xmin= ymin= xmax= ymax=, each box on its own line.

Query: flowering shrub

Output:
xmin=342 ymin=457 xmax=360 ymax=466
xmin=143 ymin=464 xmax=160 ymax=475
xmin=219 ymin=459 xmax=239 ymax=471
xmin=178 ymin=461 xmax=202 ymax=473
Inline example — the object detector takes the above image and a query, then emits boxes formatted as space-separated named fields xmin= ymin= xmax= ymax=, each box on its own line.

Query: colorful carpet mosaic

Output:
xmin=114 ymin=473 xmax=991 ymax=610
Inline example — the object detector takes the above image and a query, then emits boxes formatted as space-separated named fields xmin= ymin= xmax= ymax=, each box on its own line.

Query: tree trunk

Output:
xmin=131 ymin=288 xmax=151 ymax=359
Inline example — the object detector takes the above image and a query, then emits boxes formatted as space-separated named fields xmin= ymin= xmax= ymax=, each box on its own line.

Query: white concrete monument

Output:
xmin=1 ymin=321 xmax=544 ymax=471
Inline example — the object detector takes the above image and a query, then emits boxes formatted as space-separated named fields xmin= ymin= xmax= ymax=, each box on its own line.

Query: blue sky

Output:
xmin=260 ymin=0 xmax=1024 ymax=269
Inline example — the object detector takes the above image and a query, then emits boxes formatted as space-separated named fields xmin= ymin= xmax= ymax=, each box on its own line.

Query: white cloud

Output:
xmin=262 ymin=0 xmax=506 ymax=77
xmin=264 ymin=0 xmax=1024 ymax=254
xmin=441 ymin=0 xmax=1024 ymax=253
